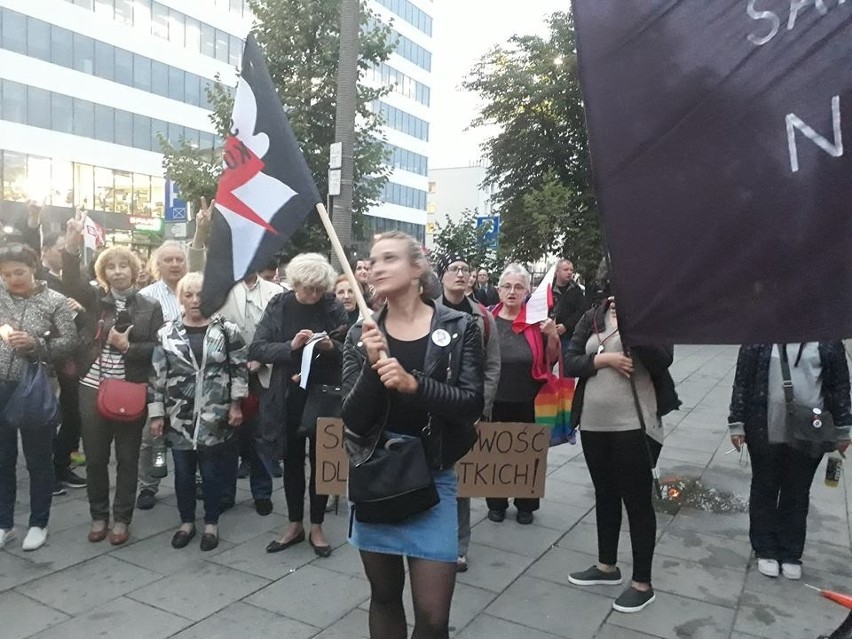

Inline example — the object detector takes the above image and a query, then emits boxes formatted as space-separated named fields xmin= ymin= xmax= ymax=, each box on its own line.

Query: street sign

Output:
xmin=167 ymin=222 xmax=188 ymax=239
xmin=164 ymin=180 xmax=188 ymax=222
xmin=328 ymin=169 xmax=342 ymax=196
xmin=476 ymin=215 xmax=500 ymax=249
xmin=329 ymin=142 xmax=343 ymax=170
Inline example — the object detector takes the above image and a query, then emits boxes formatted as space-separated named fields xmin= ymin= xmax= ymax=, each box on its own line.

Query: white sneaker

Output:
xmin=0 ymin=528 xmax=15 ymax=548
xmin=22 ymin=527 xmax=48 ymax=551
xmin=781 ymin=563 xmax=802 ymax=580
xmin=757 ymin=558 xmax=779 ymax=578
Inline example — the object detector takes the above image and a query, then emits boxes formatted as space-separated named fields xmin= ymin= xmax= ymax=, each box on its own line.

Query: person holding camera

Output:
xmin=63 ymin=215 xmax=163 ymax=546
xmin=728 ymin=342 xmax=851 ymax=580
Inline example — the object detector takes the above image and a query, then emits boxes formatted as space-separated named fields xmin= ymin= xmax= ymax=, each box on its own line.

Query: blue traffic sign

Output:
xmin=475 ymin=215 xmax=500 ymax=249
xmin=165 ymin=180 xmax=188 ymax=222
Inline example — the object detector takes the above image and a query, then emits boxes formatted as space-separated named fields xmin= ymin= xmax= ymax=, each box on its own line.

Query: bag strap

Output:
xmin=778 ymin=344 xmax=795 ymax=406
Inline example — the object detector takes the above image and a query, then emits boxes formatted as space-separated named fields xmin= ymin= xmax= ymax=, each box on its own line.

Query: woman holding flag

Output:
xmin=342 ymin=231 xmax=484 ymax=639
xmin=485 ymin=263 xmax=560 ymax=525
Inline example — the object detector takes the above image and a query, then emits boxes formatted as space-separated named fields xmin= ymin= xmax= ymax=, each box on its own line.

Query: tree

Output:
xmin=464 ymin=11 xmax=603 ymax=277
xmin=160 ymin=0 xmax=394 ymax=259
xmin=432 ymin=209 xmax=501 ymax=275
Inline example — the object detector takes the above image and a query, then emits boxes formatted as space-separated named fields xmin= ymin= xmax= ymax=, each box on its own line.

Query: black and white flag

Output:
xmin=201 ymin=34 xmax=321 ymax=316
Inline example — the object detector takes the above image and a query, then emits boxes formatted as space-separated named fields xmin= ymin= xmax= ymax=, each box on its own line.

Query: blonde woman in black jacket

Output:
xmin=342 ymin=231 xmax=484 ymax=639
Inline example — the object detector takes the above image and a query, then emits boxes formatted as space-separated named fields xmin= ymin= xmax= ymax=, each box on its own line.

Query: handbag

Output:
xmin=347 ymin=411 xmax=439 ymax=524
xmin=97 ymin=378 xmax=147 ymax=422
xmin=535 ymin=356 xmax=577 ymax=446
xmin=5 ymin=360 xmax=60 ymax=429
xmin=298 ymin=383 xmax=342 ymax=437
xmin=778 ymin=344 xmax=835 ymax=456
xmin=94 ymin=313 xmax=146 ymax=422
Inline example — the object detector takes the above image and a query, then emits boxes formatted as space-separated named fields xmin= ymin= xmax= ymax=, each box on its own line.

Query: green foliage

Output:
xmin=160 ymin=0 xmax=393 ymax=259
xmin=432 ymin=209 xmax=501 ymax=275
xmin=464 ymin=11 xmax=602 ymax=277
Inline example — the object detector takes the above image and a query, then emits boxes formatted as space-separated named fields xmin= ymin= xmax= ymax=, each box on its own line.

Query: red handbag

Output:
xmin=96 ymin=378 xmax=147 ymax=422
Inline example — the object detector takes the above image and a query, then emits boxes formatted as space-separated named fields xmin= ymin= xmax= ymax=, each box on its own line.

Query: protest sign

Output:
xmin=573 ymin=1 xmax=852 ymax=344
xmin=315 ymin=419 xmax=549 ymax=499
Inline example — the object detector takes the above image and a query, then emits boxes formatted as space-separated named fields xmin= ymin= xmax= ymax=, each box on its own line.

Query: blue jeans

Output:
xmin=0 ymin=382 xmax=54 ymax=530
xmin=173 ymin=443 xmax=230 ymax=525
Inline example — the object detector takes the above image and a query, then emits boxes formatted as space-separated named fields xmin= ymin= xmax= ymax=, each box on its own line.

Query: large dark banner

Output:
xmin=573 ymin=1 xmax=852 ymax=345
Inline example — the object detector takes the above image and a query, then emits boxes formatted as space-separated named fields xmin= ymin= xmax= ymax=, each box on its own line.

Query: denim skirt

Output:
xmin=349 ymin=468 xmax=458 ymax=563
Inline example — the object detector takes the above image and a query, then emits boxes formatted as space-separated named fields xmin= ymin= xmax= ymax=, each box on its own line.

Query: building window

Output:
xmin=201 ymin=23 xmax=215 ymax=58
xmin=1 ymin=9 xmax=26 ymax=54
xmin=133 ymin=173 xmax=151 ymax=214
xmin=114 ymin=109 xmax=133 ymax=147
xmin=26 ymin=17 xmax=51 ymax=61
xmin=151 ymin=118 xmax=168 ymax=151
xmin=2 ymin=151 xmax=27 ymax=201
xmin=94 ymin=104 xmax=114 ymax=142
xmin=114 ymin=48 xmax=133 ymax=85
xmin=27 ymin=86 xmax=51 ymax=129
xmin=184 ymin=73 xmax=200 ymax=107
xmin=73 ymin=33 xmax=95 ymax=74
xmin=52 ymin=158 xmax=74 ymax=207
xmin=185 ymin=16 xmax=201 ymax=53
xmin=151 ymin=2 xmax=169 ymax=39
xmin=151 ymin=60 xmax=168 ymax=97
xmin=114 ymin=170 xmax=132 ymax=214
xmin=215 ymin=29 xmax=229 ymax=63
xmin=1 ymin=79 xmax=27 ymax=124
xmin=50 ymin=25 xmax=73 ymax=67
xmin=168 ymin=66 xmax=185 ymax=101
xmin=377 ymin=102 xmax=429 ymax=141
xmin=168 ymin=9 xmax=185 ymax=46
xmin=52 ymin=94 xmax=73 ymax=134
xmin=133 ymin=0 xmax=152 ymax=35
xmin=115 ymin=0 xmax=133 ymax=26
xmin=132 ymin=113 xmax=151 ymax=151
xmin=73 ymin=98 xmax=95 ymax=138
xmin=74 ymin=163 xmax=94 ymax=209
xmin=94 ymin=40 xmax=114 ymax=80
xmin=229 ymin=35 xmax=242 ymax=66
xmin=133 ymin=54 xmax=152 ymax=92
xmin=94 ymin=166 xmax=114 ymax=212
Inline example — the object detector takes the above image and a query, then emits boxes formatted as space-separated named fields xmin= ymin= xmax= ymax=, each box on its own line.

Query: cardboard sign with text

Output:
xmin=315 ymin=419 xmax=549 ymax=499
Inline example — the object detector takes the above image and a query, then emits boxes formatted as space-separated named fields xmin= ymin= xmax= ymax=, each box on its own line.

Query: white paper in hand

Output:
xmin=299 ymin=332 xmax=328 ymax=389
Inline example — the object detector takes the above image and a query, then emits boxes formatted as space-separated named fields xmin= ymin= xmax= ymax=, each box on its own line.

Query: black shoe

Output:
xmin=309 ymin=534 xmax=333 ymax=558
xmin=254 ymin=498 xmax=273 ymax=516
xmin=613 ymin=586 xmax=656 ymax=613
xmin=568 ymin=565 xmax=623 ymax=586
xmin=60 ymin=469 xmax=87 ymax=489
xmin=271 ymin=462 xmax=283 ymax=478
xmin=171 ymin=527 xmax=196 ymax=549
xmin=237 ymin=461 xmax=250 ymax=479
xmin=516 ymin=511 xmax=534 ymax=525
xmin=220 ymin=499 xmax=235 ymax=512
xmin=456 ymin=556 xmax=469 ymax=573
xmin=266 ymin=531 xmax=305 ymax=553
xmin=195 ymin=478 xmax=204 ymax=501
xmin=136 ymin=489 xmax=156 ymax=510
xmin=487 ymin=509 xmax=506 ymax=523
xmin=200 ymin=532 xmax=219 ymax=551
xmin=52 ymin=483 xmax=68 ymax=496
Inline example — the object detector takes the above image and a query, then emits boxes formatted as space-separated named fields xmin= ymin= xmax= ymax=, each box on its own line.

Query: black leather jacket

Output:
xmin=341 ymin=301 xmax=485 ymax=470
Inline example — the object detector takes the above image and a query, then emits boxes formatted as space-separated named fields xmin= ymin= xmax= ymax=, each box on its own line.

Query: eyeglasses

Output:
xmin=499 ymin=284 xmax=527 ymax=293
xmin=450 ymin=266 xmax=471 ymax=276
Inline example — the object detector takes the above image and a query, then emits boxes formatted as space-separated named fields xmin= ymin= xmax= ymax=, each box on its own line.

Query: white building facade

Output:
xmin=425 ymin=164 xmax=497 ymax=250
xmin=0 ymin=0 xmax=432 ymax=249
xmin=0 ymin=0 xmax=248 ymax=249
xmin=365 ymin=0 xmax=433 ymax=243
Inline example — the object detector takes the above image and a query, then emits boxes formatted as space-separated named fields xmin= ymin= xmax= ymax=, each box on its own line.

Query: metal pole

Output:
xmin=330 ymin=0 xmax=359 ymax=270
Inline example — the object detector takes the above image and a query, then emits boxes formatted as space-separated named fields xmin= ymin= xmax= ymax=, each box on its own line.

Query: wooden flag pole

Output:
xmin=315 ymin=202 xmax=373 ymax=321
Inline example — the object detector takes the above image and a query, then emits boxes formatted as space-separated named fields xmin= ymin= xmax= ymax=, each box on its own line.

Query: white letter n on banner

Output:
xmin=786 ymin=95 xmax=843 ymax=173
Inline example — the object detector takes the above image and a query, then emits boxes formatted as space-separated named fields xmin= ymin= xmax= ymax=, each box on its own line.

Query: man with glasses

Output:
xmin=473 ymin=267 xmax=500 ymax=307
xmin=435 ymin=253 xmax=501 ymax=572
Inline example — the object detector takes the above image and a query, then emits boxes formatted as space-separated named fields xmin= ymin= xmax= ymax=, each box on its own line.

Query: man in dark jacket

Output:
xmin=473 ymin=268 xmax=500 ymax=307
xmin=551 ymin=259 xmax=589 ymax=353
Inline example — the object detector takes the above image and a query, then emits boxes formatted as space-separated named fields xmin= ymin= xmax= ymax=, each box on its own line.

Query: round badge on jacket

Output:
xmin=431 ymin=329 xmax=451 ymax=347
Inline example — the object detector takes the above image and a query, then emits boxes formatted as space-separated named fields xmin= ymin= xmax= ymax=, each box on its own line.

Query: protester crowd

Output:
xmin=0 ymin=202 xmax=849 ymax=638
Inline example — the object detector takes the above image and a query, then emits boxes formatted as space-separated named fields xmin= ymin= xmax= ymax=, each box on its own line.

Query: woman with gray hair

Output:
xmin=486 ymin=263 xmax=560 ymax=525
xmin=249 ymin=253 xmax=349 ymax=556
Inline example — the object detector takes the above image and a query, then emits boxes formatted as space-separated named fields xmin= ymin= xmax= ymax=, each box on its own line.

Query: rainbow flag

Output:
xmin=535 ymin=375 xmax=576 ymax=446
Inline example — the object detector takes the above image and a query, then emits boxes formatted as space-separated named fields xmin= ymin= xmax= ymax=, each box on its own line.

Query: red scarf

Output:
xmin=492 ymin=303 xmax=552 ymax=383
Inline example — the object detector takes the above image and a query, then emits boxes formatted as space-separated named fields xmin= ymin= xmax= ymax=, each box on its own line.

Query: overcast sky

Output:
xmin=429 ymin=0 xmax=568 ymax=169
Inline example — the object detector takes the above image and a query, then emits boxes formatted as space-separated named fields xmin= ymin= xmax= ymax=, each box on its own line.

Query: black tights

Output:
xmin=360 ymin=551 xmax=457 ymax=639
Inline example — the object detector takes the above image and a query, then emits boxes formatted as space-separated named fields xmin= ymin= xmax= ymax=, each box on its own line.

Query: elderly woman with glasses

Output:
xmin=0 ymin=242 xmax=77 ymax=552
xmin=486 ymin=263 xmax=560 ymax=525
xmin=249 ymin=253 xmax=349 ymax=557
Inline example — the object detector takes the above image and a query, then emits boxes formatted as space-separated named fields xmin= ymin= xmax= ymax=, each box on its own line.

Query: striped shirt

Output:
xmin=80 ymin=297 xmax=127 ymax=389
xmin=139 ymin=280 xmax=180 ymax=323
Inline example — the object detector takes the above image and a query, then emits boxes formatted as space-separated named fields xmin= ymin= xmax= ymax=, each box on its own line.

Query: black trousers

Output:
xmin=486 ymin=400 xmax=540 ymax=514
xmin=284 ymin=385 xmax=328 ymax=524
xmin=581 ymin=429 xmax=661 ymax=584
xmin=53 ymin=373 xmax=82 ymax=476
xmin=747 ymin=442 xmax=822 ymax=565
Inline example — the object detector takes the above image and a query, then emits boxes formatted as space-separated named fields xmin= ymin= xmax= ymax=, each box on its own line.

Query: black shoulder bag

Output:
xmin=347 ymin=386 xmax=439 ymax=524
xmin=778 ymin=343 xmax=835 ymax=456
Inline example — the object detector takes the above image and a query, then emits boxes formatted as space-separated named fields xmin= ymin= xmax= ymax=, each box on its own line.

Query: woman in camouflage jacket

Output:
xmin=149 ymin=273 xmax=248 ymax=551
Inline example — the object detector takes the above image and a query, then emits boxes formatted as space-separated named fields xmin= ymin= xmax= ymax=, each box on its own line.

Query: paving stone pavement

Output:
xmin=1 ymin=345 xmax=850 ymax=638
